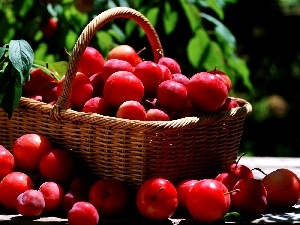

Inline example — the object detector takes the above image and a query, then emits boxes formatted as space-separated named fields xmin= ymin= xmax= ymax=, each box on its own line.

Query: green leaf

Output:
xmin=96 ymin=31 xmax=114 ymax=56
xmin=201 ymin=13 xmax=236 ymax=50
xmin=8 ymin=40 xmax=34 ymax=84
xmin=228 ymin=56 xmax=255 ymax=94
xmin=0 ymin=45 xmax=6 ymax=60
xmin=204 ymin=0 xmax=225 ymax=19
xmin=187 ymin=28 xmax=210 ymax=68
xmin=33 ymin=59 xmax=67 ymax=81
xmin=0 ymin=63 xmax=23 ymax=119
xmin=65 ymin=30 xmax=78 ymax=50
xmin=144 ymin=7 xmax=159 ymax=28
xmin=108 ymin=24 xmax=126 ymax=43
xmin=203 ymin=41 xmax=225 ymax=70
xmin=50 ymin=61 xmax=68 ymax=80
xmin=223 ymin=211 xmax=246 ymax=222
xmin=179 ymin=0 xmax=201 ymax=32
xmin=163 ymin=2 xmax=178 ymax=35
xmin=0 ymin=69 xmax=9 ymax=103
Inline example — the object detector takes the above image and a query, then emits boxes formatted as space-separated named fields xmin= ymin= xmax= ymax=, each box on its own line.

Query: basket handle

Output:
xmin=52 ymin=7 xmax=164 ymax=118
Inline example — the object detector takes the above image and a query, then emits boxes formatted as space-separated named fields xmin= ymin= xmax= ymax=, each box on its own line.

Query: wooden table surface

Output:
xmin=1 ymin=156 xmax=300 ymax=224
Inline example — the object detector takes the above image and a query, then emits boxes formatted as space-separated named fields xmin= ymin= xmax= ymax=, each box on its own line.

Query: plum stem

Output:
xmin=224 ymin=189 xmax=240 ymax=195
xmin=137 ymin=47 xmax=146 ymax=55
xmin=252 ymin=167 xmax=267 ymax=176
xmin=152 ymin=187 xmax=164 ymax=200
xmin=234 ymin=152 xmax=247 ymax=169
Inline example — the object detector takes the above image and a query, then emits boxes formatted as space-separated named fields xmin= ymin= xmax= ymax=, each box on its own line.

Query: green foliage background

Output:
xmin=1 ymin=0 xmax=300 ymax=157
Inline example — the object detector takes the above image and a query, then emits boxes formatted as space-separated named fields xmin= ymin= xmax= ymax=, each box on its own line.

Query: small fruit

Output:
xmin=89 ymin=73 xmax=104 ymax=97
xmin=62 ymin=191 xmax=86 ymax=212
xmin=41 ymin=80 xmax=58 ymax=104
xmin=158 ymin=64 xmax=172 ymax=81
xmin=157 ymin=57 xmax=181 ymax=74
xmin=231 ymin=178 xmax=267 ymax=216
xmin=24 ymin=68 xmax=57 ymax=97
xmin=116 ymin=100 xmax=147 ymax=121
xmin=103 ymin=71 xmax=144 ymax=109
xmin=39 ymin=148 xmax=75 ymax=184
xmin=0 ymin=145 xmax=14 ymax=180
xmin=40 ymin=17 xmax=58 ymax=39
xmin=77 ymin=46 xmax=105 ymax=78
xmin=171 ymin=73 xmax=189 ymax=87
xmin=215 ymin=172 xmax=240 ymax=191
xmin=146 ymin=108 xmax=170 ymax=121
xmin=57 ymin=72 xmax=93 ymax=109
xmin=225 ymin=154 xmax=254 ymax=180
xmin=136 ymin=177 xmax=178 ymax=221
xmin=133 ymin=61 xmax=164 ymax=97
xmin=88 ymin=178 xmax=129 ymax=217
xmin=107 ymin=45 xmax=142 ymax=67
xmin=186 ymin=179 xmax=230 ymax=223
xmin=0 ymin=172 xmax=34 ymax=211
xmin=220 ymin=98 xmax=239 ymax=110
xmin=82 ymin=97 xmax=111 ymax=116
xmin=207 ymin=68 xmax=232 ymax=93
xmin=175 ymin=179 xmax=198 ymax=211
xmin=16 ymin=189 xmax=45 ymax=218
xmin=156 ymin=80 xmax=188 ymax=112
xmin=38 ymin=181 xmax=64 ymax=213
xmin=102 ymin=58 xmax=134 ymax=83
xmin=12 ymin=133 xmax=53 ymax=173
xmin=68 ymin=201 xmax=99 ymax=225
xmin=187 ymin=72 xmax=228 ymax=112
xmin=262 ymin=168 xmax=300 ymax=209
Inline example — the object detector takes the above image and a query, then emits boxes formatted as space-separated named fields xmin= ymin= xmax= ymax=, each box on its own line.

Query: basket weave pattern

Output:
xmin=0 ymin=7 xmax=252 ymax=189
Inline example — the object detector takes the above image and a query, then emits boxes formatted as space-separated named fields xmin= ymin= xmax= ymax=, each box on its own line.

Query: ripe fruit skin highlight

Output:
xmin=0 ymin=145 xmax=14 ymax=180
xmin=12 ymin=133 xmax=53 ymax=173
xmin=103 ymin=71 xmax=144 ymax=109
xmin=102 ymin=58 xmax=134 ymax=83
xmin=107 ymin=45 xmax=142 ymax=67
xmin=186 ymin=179 xmax=230 ymax=223
xmin=207 ymin=69 xmax=232 ymax=93
xmin=68 ymin=201 xmax=99 ymax=225
xmin=133 ymin=61 xmax=164 ymax=97
xmin=156 ymin=80 xmax=188 ymax=112
xmin=146 ymin=108 xmax=170 ymax=121
xmin=136 ymin=177 xmax=178 ymax=221
xmin=77 ymin=46 xmax=105 ymax=77
xmin=0 ymin=172 xmax=34 ymax=211
xmin=16 ymin=189 xmax=45 ymax=218
xmin=158 ymin=57 xmax=181 ymax=74
xmin=187 ymin=72 xmax=228 ymax=112
xmin=38 ymin=181 xmax=64 ymax=213
xmin=83 ymin=97 xmax=111 ymax=116
xmin=116 ymin=100 xmax=147 ymax=121
xmin=262 ymin=168 xmax=300 ymax=209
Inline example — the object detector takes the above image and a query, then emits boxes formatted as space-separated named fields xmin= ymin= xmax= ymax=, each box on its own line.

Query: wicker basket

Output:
xmin=0 ymin=7 xmax=252 ymax=189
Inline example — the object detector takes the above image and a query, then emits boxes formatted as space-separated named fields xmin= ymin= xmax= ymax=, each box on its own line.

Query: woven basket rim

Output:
xmin=16 ymin=96 xmax=252 ymax=131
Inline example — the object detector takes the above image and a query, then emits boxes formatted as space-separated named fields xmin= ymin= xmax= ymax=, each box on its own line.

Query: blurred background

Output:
xmin=1 ymin=0 xmax=300 ymax=157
